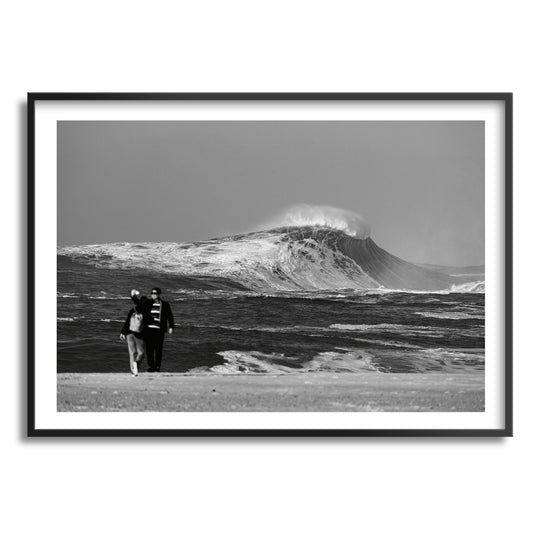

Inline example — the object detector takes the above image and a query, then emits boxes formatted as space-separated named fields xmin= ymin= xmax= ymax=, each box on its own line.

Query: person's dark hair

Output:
xmin=151 ymin=287 xmax=162 ymax=295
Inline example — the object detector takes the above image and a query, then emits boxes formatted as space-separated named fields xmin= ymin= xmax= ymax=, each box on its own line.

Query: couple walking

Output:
xmin=120 ymin=287 xmax=175 ymax=375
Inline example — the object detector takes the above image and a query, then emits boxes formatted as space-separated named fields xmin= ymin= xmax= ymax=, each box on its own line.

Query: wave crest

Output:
xmin=257 ymin=205 xmax=371 ymax=238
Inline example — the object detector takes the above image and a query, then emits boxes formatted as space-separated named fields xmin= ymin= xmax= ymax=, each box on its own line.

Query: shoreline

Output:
xmin=57 ymin=372 xmax=484 ymax=412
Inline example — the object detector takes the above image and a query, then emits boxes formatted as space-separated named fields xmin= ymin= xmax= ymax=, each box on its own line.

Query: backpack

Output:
xmin=129 ymin=310 xmax=144 ymax=333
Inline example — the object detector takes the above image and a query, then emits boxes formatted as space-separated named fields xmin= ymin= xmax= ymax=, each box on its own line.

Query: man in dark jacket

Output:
xmin=131 ymin=287 xmax=175 ymax=372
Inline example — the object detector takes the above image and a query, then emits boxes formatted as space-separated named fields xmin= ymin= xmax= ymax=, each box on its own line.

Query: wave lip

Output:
xmin=258 ymin=204 xmax=371 ymax=239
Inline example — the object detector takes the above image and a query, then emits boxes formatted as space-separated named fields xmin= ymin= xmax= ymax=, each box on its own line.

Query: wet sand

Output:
xmin=57 ymin=373 xmax=484 ymax=412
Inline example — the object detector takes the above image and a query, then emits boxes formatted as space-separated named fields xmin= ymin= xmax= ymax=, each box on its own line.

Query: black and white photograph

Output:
xmin=8 ymin=4 xmax=532 ymax=533
xmin=29 ymin=94 xmax=511 ymax=435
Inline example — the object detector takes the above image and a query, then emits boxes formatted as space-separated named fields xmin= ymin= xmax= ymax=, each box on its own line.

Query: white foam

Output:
xmin=329 ymin=323 xmax=448 ymax=334
xmin=195 ymin=349 xmax=381 ymax=374
xmin=257 ymin=204 xmax=371 ymax=238
xmin=436 ymin=281 xmax=485 ymax=294
xmin=303 ymin=350 xmax=378 ymax=373
xmin=210 ymin=351 xmax=294 ymax=374
xmin=415 ymin=311 xmax=484 ymax=320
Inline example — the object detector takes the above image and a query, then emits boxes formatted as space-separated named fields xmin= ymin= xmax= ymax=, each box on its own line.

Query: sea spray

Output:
xmin=256 ymin=204 xmax=371 ymax=238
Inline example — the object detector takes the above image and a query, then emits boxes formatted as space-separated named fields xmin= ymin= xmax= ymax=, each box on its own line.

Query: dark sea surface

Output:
xmin=57 ymin=256 xmax=485 ymax=374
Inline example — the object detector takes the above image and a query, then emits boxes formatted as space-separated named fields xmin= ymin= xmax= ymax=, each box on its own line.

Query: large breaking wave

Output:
xmin=59 ymin=227 xmax=484 ymax=293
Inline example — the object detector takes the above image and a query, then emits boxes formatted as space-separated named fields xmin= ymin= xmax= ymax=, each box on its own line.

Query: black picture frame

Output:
xmin=27 ymin=92 xmax=513 ymax=437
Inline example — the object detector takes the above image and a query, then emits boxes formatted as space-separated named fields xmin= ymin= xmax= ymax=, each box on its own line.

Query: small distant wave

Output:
xmin=191 ymin=324 xmax=325 ymax=334
xmin=415 ymin=311 xmax=484 ymax=320
xmin=87 ymin=296 xmax=130 ymax=300
xmin=329 ymin=323 xmax=450 ymax=336
xmin=58 ymin=317 xmax=122 ymax=323
xmin=58 ymin=291 xmax=130 ymax=300
xmin=352 ymin=283 xmax=485 ymax=296
xmin=436 ymin=281 xmax=485 ymax=294
xmin=330 ymin=323 xmax=406 ymax=331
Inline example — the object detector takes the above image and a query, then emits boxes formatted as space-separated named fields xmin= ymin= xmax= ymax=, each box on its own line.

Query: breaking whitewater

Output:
xmin=58 ymin=210 xmax=484 ymax=375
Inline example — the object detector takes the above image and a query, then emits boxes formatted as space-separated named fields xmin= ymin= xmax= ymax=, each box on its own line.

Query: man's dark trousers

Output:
xmin=146 ymin=328 xmax=165 ymax=370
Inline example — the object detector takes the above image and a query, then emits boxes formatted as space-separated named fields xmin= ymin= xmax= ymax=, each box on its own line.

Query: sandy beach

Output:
xmin=57 ymin=373 xmax=484 ymax=412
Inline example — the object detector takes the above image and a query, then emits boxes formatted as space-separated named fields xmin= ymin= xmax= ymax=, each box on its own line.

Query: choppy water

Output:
xmin=57 ymin=256 xmax=484 ymax=374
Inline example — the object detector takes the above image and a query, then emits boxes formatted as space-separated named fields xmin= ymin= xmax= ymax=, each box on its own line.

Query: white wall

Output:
xmin=5 ymin=2 xmax=529 ymax=532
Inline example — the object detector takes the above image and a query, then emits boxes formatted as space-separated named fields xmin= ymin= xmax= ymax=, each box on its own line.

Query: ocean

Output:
xmin=57 ymin=226 xmax=485 ymax=375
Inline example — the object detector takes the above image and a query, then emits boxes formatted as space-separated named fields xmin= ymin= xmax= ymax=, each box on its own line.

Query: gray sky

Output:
xmin=58 ymin=121 xmax=484 ymax=266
